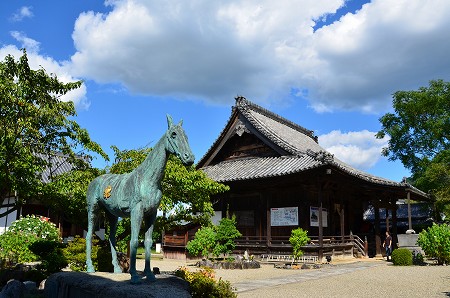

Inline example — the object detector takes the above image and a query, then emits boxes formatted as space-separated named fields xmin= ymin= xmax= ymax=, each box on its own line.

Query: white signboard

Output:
xmin=271 ymin=207 xmax=298 ymax=226
xmin=310 ymin=207 xmax=328 ymax=227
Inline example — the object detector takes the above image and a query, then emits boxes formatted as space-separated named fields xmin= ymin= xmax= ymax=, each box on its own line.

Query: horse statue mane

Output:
xmin=85 ymin=114 xmax=194 ymax=283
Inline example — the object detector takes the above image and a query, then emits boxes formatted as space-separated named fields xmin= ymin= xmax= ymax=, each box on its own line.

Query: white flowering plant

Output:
xmin=0 ymin=215 xmax=60 ymax=264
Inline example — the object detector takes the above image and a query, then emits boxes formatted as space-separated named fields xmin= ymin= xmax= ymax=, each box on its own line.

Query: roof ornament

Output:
xmin=306 ymin=149 xmax=334 ymax=163
xmin=235 ymin=95 xmax=248 ymax=107
xmin=235 ymin=120 xmax=249 ymax=136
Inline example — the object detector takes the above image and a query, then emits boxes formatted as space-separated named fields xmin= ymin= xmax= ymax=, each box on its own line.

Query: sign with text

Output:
xmin=271 ymin=207 xmax=298 ymax=226
xmin=310 ymin=207 xmax=328 ymax=227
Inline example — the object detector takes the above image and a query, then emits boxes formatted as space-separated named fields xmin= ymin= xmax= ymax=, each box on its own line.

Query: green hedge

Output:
xmin=392 ymin=248 xmax=413 ymax=266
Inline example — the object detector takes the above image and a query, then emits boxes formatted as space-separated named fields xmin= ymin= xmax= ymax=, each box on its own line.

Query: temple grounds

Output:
xmin=138 ymin=258 xmax=450 ymax=297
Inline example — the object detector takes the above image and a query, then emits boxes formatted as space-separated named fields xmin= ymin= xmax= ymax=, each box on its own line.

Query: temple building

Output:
xmin=194 ymin=96 xmax=430 ymax=259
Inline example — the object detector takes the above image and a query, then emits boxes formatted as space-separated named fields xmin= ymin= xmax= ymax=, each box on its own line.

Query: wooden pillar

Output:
xmin=266 ymin=196 xmax=271 ymax=249
xmin=392 ymin=201 xmax=398 ymax=249
xmin=318 ymin=178 xmax=324 ymax=262
xmin=340 ymin=198 xmax=345 ymax=243
xmin=407 ymin=191 xmax=413 ymax=231
xmin=385 ymin=208 xmax=390 ymax=232
xmin=374 ymin=205 xmax=382 ymax=257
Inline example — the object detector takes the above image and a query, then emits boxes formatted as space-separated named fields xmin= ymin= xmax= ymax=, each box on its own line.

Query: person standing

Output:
xmin=383 ymin=231 xmax=392 ymax=261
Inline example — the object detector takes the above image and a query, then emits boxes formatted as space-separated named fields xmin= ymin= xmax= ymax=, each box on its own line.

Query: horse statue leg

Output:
xmin=129 ymin=204 xmax=144 ymax=284
xmin=106 ymin=213 xmax=122 ymax=273
xmin=143 ymin=212 xmax=157 ymax=281
xmin=86 ymin=200 xmax=97 ymax=273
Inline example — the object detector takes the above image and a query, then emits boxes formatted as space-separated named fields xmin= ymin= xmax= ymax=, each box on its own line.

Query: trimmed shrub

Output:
xmin=417 ymin=223 xmax=450 ymax=265
xmin=62 ymin=236 xmax=99 ymax=271
xmin=175 ymin=266 xmax=236 ymax=298
xmin=391 ymin=248 xmax=413 ymax=266
xmin=29 ymin=240 xmax=68 ymax=274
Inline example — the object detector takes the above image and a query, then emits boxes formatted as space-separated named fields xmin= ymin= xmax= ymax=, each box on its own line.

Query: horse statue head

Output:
xmin=165 ymin=114 xmax=195 ymax=166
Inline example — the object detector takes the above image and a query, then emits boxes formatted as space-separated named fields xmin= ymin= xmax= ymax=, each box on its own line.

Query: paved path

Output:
xmin=233 ymin=262 xmax=382 ymax=293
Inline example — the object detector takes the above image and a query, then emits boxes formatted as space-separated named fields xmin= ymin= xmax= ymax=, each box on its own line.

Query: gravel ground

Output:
xmin=139 ymin=258 xmax=450 ymax=298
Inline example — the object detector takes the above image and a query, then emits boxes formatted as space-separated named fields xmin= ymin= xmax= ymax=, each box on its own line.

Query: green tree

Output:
xmin=213 ymin=216 xmax=242 ymax=257
xmin=41 ymin=167 xmax=105 ymax=227
xmin=417 ymin=223 xmax=450 ymax=265
xmin=187 ymin=216 xmax=241 ymax=259
xmin=377 ymin=79 xmax=450 ymax=218
xmin=186 ymin=226 xmax=217 ymax=259
xmin=289 ymin=228 xmax=310 ymax=262
xmin=0 ymin=50 xmax=108 ymax=218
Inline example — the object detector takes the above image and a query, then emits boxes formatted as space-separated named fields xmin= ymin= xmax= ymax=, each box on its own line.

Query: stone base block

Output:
xmin=44 ymin=271 xmax=190 ymax=298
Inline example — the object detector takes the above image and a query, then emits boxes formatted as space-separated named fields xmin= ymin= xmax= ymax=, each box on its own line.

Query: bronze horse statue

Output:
xmin=86 ymin=115 xmax=194 ymax=283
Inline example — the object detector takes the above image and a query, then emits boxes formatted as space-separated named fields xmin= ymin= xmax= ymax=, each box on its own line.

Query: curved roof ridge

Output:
xmin=235 ymin=96 xmax=317 ymax=142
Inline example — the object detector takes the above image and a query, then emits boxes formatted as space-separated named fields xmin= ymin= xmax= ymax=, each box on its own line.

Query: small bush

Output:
xmin=0 ymin=215 xmax=60 ymax=264
xmin=417 ymin=223 xmax=450 ymax=265
xmin=187 ymin=216 xmax=242 ymax=259
xmin=289 ymin=228 xmax=310 ymax=261
xmin=412 ymin=250 xmax=424 ymax=265
xmin=175 ymin=266 xmax=236 ymax=298
xmin=62 ymin=236 xmax=99 ymax=271
xmin=391 ymin=248 xmax=413 ymax=266
xmin=29 ymin=240 xmax=68 ymax=274
xmin=187 ymin=227 xmax=216 ymax=259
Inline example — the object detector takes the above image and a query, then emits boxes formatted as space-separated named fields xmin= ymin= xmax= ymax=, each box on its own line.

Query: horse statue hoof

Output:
xmin=146 ymin=273 xmax=156 ymax=282
xmin=130 ymin=275 xmax=142 ymax=284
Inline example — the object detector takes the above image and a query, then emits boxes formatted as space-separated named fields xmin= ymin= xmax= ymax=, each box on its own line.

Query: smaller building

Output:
xmin=0 ymin=153 xmax=85 ymax=239
xmin=162 ymin=223 xmax=200 ymax=260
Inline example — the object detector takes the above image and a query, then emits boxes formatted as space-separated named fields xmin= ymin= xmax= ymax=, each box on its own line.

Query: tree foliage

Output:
xmin=377 ymin=79 xmax=450 ymax=218
xmin=289 ymin=228 xmax=310 ymax=261
xmin=186 ymin=216 xmax=241 ymax=259
xmin=0 ymin=50 xmax=108 ymax=217
xmin=213 ymin=216 xmax=242 ymax=257
xmin=186 ymin=226 xmax=217 ymax=259
xmin=417 ymin=223 xmax=450 ymax=265
xmin=41 ymin=167 xmax=105 ymax=227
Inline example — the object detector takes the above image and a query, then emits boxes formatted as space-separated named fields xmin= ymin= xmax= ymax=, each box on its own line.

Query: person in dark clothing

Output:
xmin=383 ymin=231 xmax=392 ymax=261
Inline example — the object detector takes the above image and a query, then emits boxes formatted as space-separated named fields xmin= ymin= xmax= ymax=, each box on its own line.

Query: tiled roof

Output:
xmin=236 ymin=97 xmax=320 ymax=155
xmin=40 ymin=153 xmax=77 ymax=183
xmin=198 ymin=97 xmax=429 ymax=199
xmin=201 ymin=155 xmax=321 ymax=182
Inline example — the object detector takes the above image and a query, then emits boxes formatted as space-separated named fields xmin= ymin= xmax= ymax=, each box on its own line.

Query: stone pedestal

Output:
xmin=44 ymin=272 xmax=190 ymax=298
xmin=397 ymin=234 xmax=423 ymax=254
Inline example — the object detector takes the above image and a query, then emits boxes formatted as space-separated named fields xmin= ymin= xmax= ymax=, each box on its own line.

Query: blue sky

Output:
xmin=2 ymin=0 xmax=450 ymax=182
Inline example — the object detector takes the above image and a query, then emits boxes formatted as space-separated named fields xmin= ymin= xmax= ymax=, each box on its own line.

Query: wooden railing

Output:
xmin=235 ymin=234 xmax=368 ymax=257
xmin=164 ymin=233 xmax=368 ymax=257
xmin=163 ymin=234 xmax=190 ymax=247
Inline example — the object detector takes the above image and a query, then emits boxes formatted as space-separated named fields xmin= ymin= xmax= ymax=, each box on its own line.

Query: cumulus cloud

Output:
xmin=10 ymin=31 xmax=40 ymax=53
xmin=69 ymin=0 xmax=344 ymax=104
xmin=318 ymin=130 xmax=388 ymax=170
xmin=68 ymin=0 xmax=450 ymax=111
xmin=11 ymin=6 xmax=34 ymax=22
xmin=0 ymin=41 xmax=89 ymax=109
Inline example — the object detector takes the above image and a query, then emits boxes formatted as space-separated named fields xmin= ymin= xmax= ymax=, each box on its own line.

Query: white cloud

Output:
xmin=318 ymin=129 xmax=388 ymax=170
xmin=0 ymin=43 xmax=89 ymax=109
xmin=67 ymin=0 xmax=450 ymax=111
xmin=11 ymin=6 xmax=34 ymax=22
xmin=69 ymin=0 xmax=344 ymax=104
xmin=10 ymin=31 xmax=40 ymax=53
xmin=305 ymin=0 xmax=450 ymax=112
